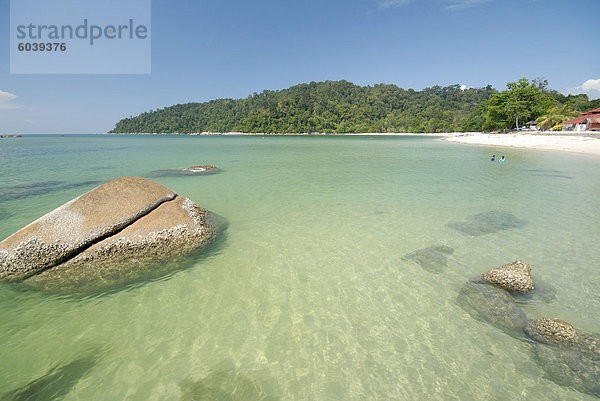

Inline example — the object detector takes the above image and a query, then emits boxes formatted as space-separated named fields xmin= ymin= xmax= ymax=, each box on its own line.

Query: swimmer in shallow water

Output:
xmin=491 ymin=154 xmax=496 ymax=161
xmin=500 ymin=156 xmax=505 ymax=162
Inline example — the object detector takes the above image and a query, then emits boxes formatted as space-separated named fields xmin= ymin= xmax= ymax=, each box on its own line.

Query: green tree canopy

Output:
xmin=535 ymin=104 xmax=579 ymax=130
xmin=110 ymin=80 xmax=497 ymax=134
xmin=483 ymin=78 xmax=556 ymax=130
xmin=110 ymin=79 xmax=600 ymax=134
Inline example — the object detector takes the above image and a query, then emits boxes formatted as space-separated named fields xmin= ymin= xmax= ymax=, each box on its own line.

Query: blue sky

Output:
xmin=1 ymin=0 xmax=599 ymax=134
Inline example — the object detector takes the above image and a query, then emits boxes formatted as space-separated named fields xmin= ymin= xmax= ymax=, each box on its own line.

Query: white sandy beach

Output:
xmin=108 ymin=131 xmax=600 ymax=157
xmin=443 ymin=132 xmax=600 ymax=157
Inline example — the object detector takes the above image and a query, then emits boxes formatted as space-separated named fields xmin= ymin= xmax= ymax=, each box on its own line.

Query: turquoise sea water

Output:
xmin=0 ymin=135 xmax=599 ymax=400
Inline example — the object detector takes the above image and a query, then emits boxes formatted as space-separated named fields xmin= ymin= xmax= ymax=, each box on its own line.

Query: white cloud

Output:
xmin=579 ymin=78 xmax=600 ymax=93
xmin=375 ymin=0 xmax=493 ymax=10
xmin=446 ymin=0 xmax=493 ymax=10
xmin=376 ymin=0 xmax=414 ymax=9
xmin=0 ymin=90 xmax=18 ymax=110
xmin=567 ymin=78 xmax=600 ymax=99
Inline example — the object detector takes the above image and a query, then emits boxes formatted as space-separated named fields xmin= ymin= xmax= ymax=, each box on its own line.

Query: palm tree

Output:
xmin=536 ymin=105 xmax=580 ymax=131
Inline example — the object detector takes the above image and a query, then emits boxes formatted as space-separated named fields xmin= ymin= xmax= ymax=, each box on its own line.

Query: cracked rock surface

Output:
xmin=0 ymin=177 xmax=217 ymax=285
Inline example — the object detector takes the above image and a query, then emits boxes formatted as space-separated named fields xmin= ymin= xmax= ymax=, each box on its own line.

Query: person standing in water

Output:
xmin=500 ymin=156 xmax=505 ymax=162
xmin=491 ymin=154 xmax=496 ymax=161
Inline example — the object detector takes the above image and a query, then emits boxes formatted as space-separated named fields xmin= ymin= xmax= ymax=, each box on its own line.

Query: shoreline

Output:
xmin=105 ymin=132 xmax=460 ymax=137
xmin=442 ymin=132 xmax=600 ymax=157
xmin=105 ymin=131 xmax=600 ymax=157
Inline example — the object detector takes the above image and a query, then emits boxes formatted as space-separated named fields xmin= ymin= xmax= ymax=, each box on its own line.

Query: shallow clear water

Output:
xmin=1 ymin=135 xmax=599 ymax=400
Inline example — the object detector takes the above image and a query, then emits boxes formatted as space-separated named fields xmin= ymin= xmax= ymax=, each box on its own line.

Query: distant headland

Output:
xmin=109 ymin=79 xmax=600 ymax=135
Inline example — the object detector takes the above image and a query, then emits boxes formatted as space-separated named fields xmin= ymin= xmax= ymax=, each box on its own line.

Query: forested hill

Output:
xmin=110 ymin=79 xmax=600 ymax=134
xmin=110 ymin=80 xmax=497 ymax=134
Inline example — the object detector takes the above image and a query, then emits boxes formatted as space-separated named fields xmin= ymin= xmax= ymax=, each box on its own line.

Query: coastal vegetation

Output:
xmin=535 ymin=104 xmax=579 ymax=131
xmin=110 ymin=79 xmax=600 ymax=134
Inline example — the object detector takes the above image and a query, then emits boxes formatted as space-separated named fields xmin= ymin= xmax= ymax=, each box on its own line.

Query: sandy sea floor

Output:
xmin=1 ymin=134 xmax=599 ymax=400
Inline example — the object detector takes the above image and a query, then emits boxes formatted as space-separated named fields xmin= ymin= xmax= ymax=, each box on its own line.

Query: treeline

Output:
xmin=110 ymin=79 xmax=600 ymax=134
xmin=480 ymin=78 xmax=600 ymax=131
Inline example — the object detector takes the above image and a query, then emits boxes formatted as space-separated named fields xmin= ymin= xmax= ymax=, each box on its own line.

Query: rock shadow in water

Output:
xmin=519 ymin=277 xmax=557 ymax=304
xmin=402 ymin=245 xmax=454 ymax=274
xmin=530 ymin=173 xmax=574 ymax=180
xmin=0 ymin=348 xmax=104 ymax=401
xmin=525 ymin=169 xmax=564 ymax=174
xmin=456 ymin=279 xmax=528 ymax=339
xmin=525 ymin=169 xmax=574 ymax=180
xmin=447 ymin=211 xmax=527 ymax=236
xmin=0 ymin=181 xmax=102 ymax=202
xmin=180 ymin=362 xmax=280 ymax=401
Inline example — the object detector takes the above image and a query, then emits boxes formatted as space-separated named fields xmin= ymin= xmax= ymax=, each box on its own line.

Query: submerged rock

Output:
xmin=0 ymin=350 xmax=102 ymax=401
xmin=482 ymin=260 xmax=534 ymax=293
xmin=525 ymin=318 xmax=600 ymax=397
xmin=402 ymin=245 xmax=454 ymax=274
xmin=0 ymin=181 xmax=101 ymax=202
xmin=180 ymin=363 xmax=280 ymax=401
xmin=150 ymin=165 xmax=219 ymax=177
xmin=448 ymin=211 xmax=526 ymax=236
xmin=532 ymin=344 xmax=600 ymax=398
xmin=0 ymin=208 xmax=13 ymax=221
xmin=456 ymin=279 xmax=528 ymax=338
xmin=0 ymin=177 xmax=219 ymax=288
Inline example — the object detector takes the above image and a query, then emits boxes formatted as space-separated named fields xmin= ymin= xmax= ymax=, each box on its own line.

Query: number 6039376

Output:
xmin=18 ymin=43 xmax=67 ymax=51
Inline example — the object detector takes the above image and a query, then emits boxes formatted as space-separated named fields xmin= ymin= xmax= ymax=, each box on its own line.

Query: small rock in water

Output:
xmin=525 ymin=318 xmax=600 ymax=359
xmin=525 ymin=318 xmax=600 ymax=397
xmin=402 ymin=245 xmax=454 ymax=274
xmin=150 ymin=164 xmax=219 ymax=177
xmin=482 ymin=260 xmax=534 ymax=293
xmin=447 ymin=211 xmax=526 ymax=236
xmin=525 ymin=318 xmax=578 ymax=345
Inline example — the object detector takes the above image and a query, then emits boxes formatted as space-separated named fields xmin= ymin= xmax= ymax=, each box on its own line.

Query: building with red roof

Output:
xmin=561 ymin=107 xmax=600 ymax=131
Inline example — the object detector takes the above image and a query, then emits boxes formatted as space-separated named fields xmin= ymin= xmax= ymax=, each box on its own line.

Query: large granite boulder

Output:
xmin=482 ymin=260 xmax=534 ymax=293
xmin=0 ymin=177 xmax=219 ymax=288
